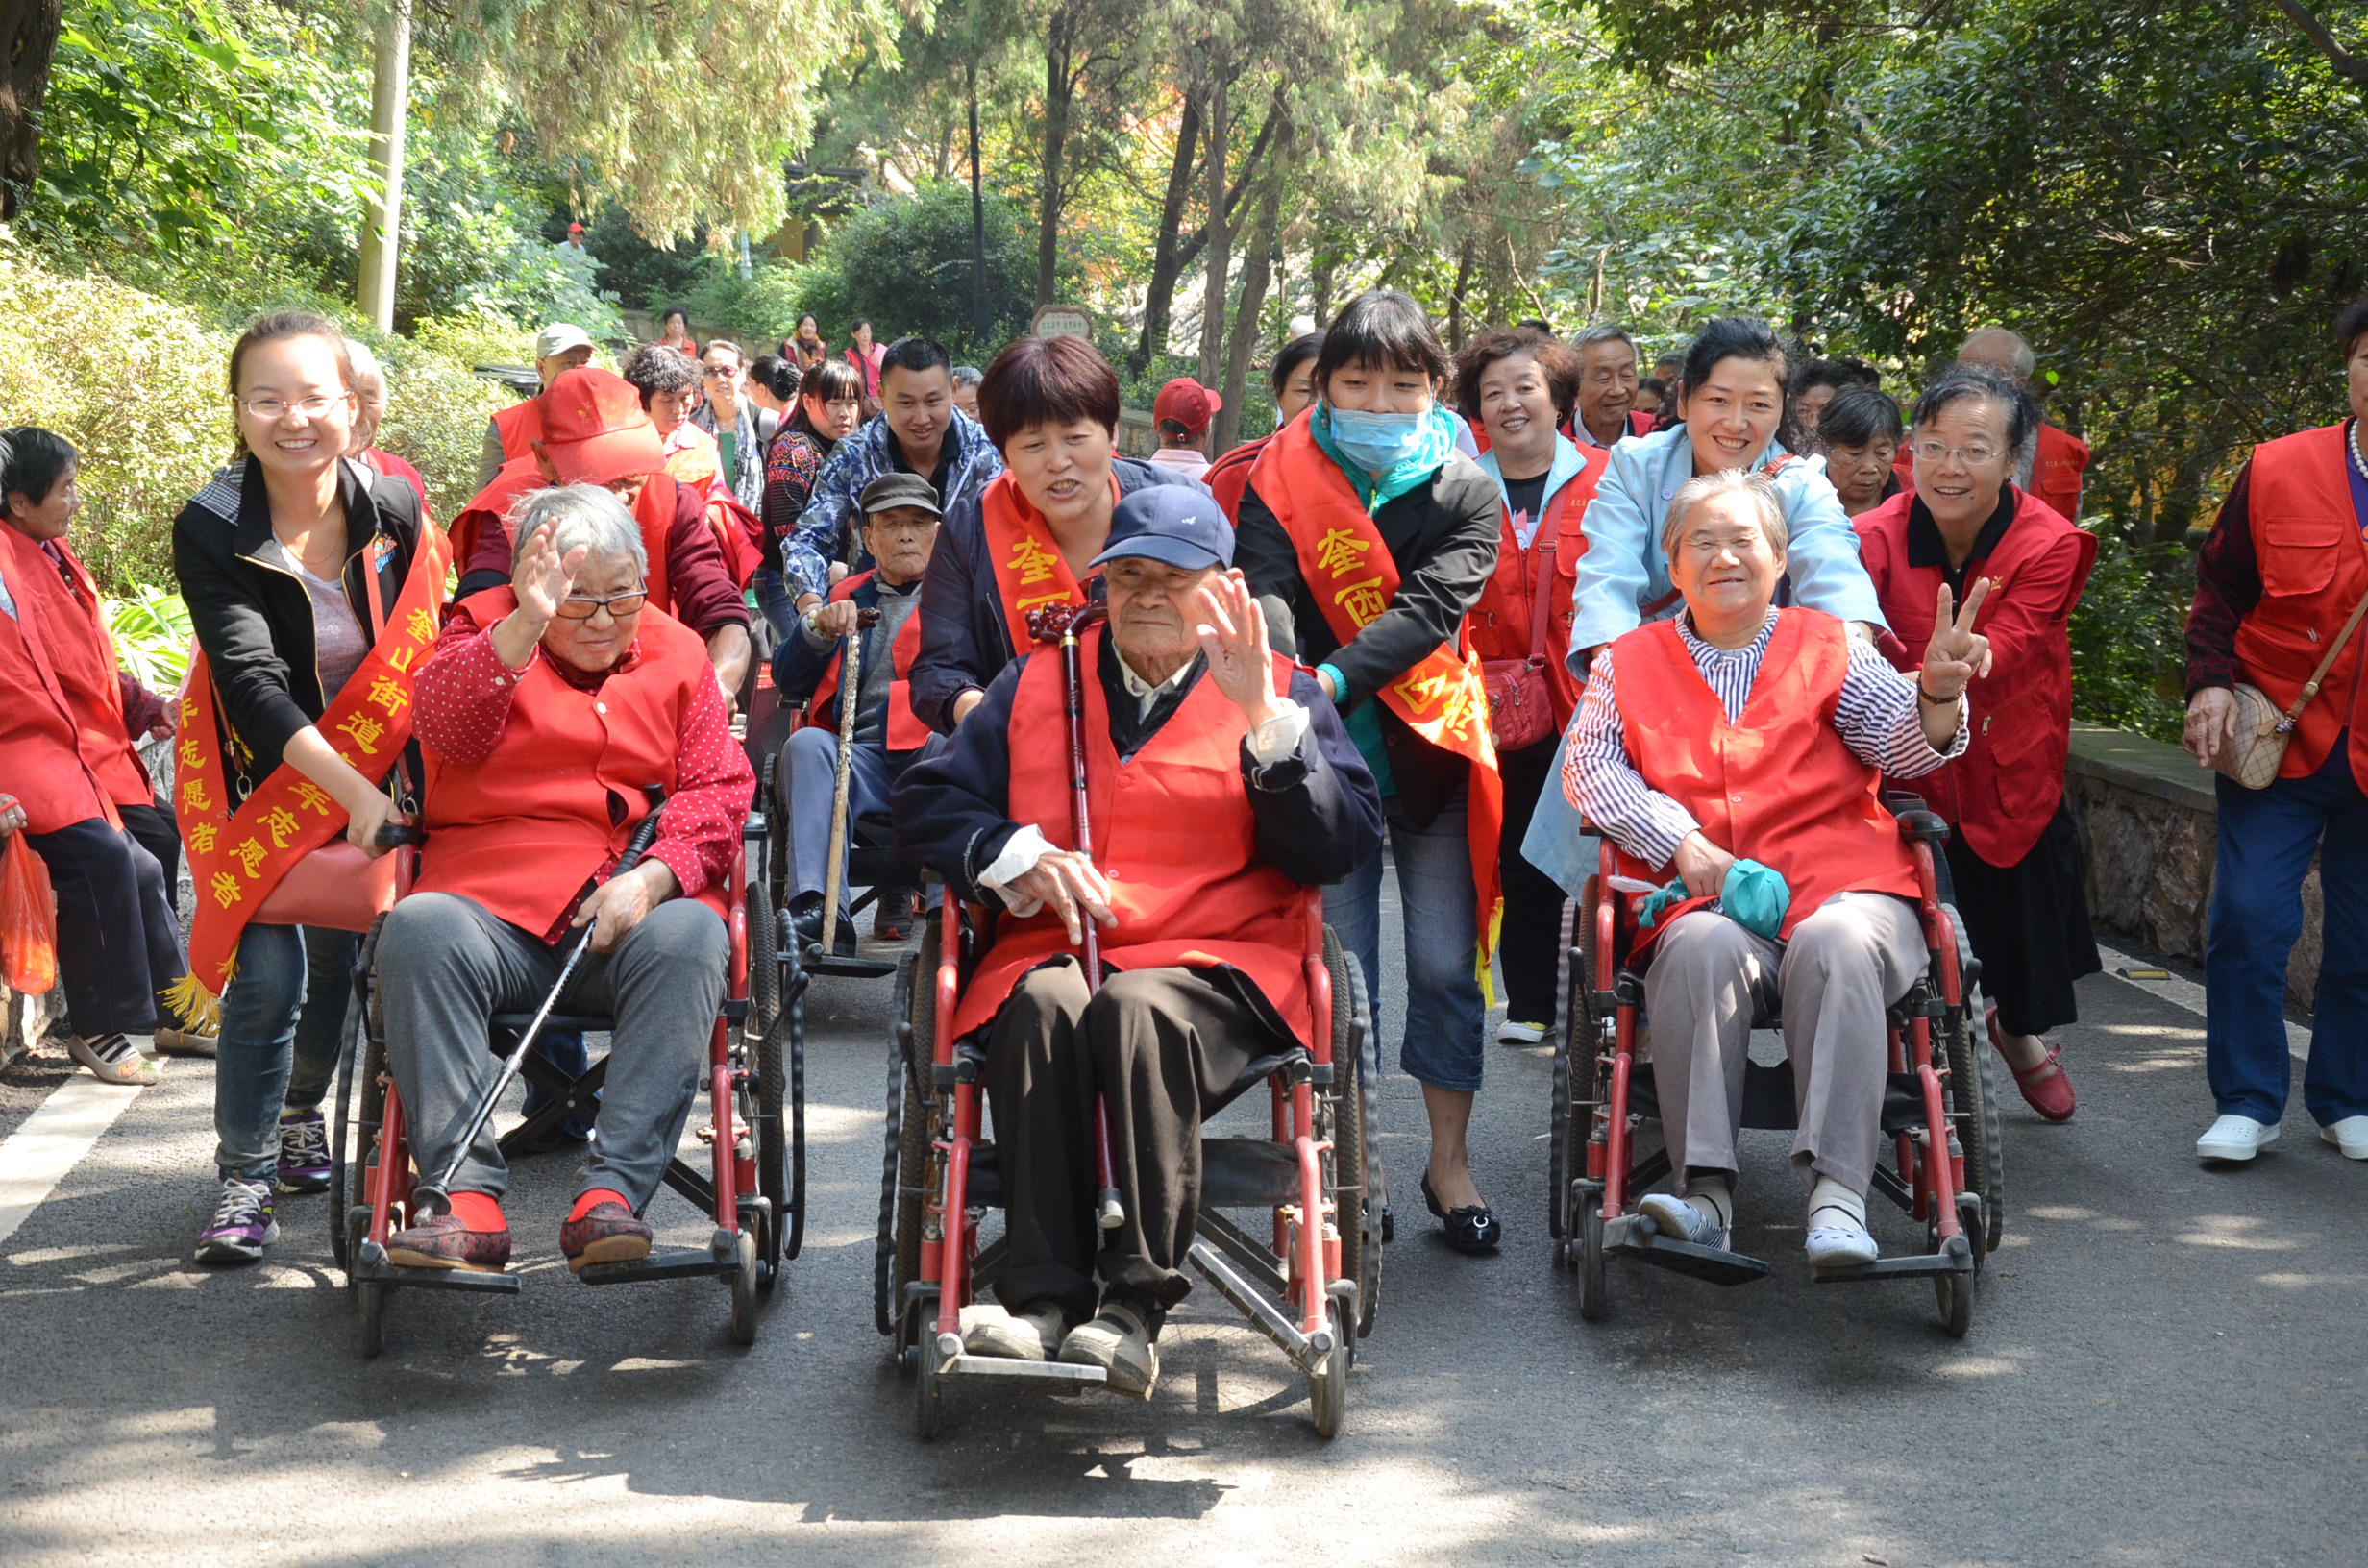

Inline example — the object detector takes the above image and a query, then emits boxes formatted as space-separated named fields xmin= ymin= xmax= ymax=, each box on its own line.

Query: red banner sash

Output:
xmin=979 ymin=470 xmax=1101 ymax=649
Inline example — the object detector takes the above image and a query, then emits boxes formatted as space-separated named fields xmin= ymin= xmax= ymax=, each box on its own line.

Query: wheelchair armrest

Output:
xmin=1893 ymin=808 xmax=1950 ymax=847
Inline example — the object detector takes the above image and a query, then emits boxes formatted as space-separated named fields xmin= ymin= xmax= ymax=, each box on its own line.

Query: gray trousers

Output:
xmin=1641 ymin=892 xmax=1925 ymax=1197
xmin=378 ymin=892 xmax=727 ymax=1211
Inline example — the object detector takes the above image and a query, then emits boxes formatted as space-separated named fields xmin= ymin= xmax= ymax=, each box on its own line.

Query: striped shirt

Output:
xmin=1562 ymin=609 xmax=1966 ymax=869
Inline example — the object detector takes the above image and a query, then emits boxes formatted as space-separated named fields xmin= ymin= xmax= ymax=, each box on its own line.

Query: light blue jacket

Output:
xmin=1475 ymin=435 xmax=1590 ymax=525
xmin=1566 ymin=426 xmax=1886 ymax=654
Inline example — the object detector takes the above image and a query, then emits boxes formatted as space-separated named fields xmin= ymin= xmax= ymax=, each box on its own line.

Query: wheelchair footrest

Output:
xmin=1187 ymin=1238 xmax=1340 ymax=1376
xmin=803 ymin=953 xmax=900 ymax=979
xmin=576 ymin=1238 xmax=740 ymax=1286
xmin=938 ymin=1354 xmax=1108 ymax=1386
xmin=352 ymin=1239 xmax=523 ymax=1294
xmin=1601 ymin=1213 xmax=1772 ymax=1286
xmin=1811 ymin=1236 xmax=1974 ymax=1284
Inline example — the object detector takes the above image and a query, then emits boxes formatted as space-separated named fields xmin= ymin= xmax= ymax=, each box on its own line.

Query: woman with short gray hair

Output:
xmin=343 ymin=337 xmax=430 ymax=514
xmin=508 ymin=484 xmax=647 ymax=577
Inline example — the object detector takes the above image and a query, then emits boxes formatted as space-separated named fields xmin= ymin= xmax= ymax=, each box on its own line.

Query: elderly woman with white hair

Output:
xmin=1561 ymin=470 xmax=1988 ymax=1269
xmin=340 ymin=338 xmax=431 ymax=516
xmin=373 ymin=483 xmax=752 ymax=1275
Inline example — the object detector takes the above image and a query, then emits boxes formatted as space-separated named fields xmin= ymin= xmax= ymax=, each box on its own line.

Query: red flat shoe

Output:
xmin=1988 ymin=1008 xmax=2077 ymax=1123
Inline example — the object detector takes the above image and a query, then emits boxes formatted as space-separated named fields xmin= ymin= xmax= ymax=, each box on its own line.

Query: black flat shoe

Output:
xmin=1419 ymin=1171 xmax=1502 ymax=1254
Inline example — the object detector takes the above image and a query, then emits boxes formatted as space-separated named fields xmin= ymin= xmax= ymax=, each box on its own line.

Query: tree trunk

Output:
xmin=1168 ymin=105 xmax=1278 ymax=277
xmin=0 ymin=0 xmax=62 ymax=223
xmin=969 ymin=63 xmax=992 ymax=346
xmin=1444 ymin=236 xmax=1474 ymax=351
xmin=1195 ymin=80 xmax=1231 ymax=389
xmin=1132 ymin=91 xmax=1202 ymax=377
xmin=355 ymin=0 xmax=413 ymax=333
xmin=1311 ymin=257 xmax=1336 ymax=331
xmin=1034 ymin=11 xmax=1076 ymax=310
xmin=1215 ymin=154 xmax=1282 ymax=454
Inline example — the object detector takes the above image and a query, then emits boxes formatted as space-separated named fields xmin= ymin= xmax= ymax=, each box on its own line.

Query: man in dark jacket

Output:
xmin=892 ymin=487 xmax=1380 ymax=1399
xmin=772 ymin=473 xmax=939 ymax=949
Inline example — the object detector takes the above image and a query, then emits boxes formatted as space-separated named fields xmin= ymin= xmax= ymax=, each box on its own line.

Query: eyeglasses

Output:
xmin=1911 ymin=439 xmax=2003 ymax=468
xmin=704 ymin=364 xmax=740 ymax=379
xmin=239 ymin=393 xmax=350 ymax=420
xmin=555 ymin=589 xmax=648 ymax=620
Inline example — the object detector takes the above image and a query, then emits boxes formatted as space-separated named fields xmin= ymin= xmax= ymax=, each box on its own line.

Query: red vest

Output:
xmin=1466 ymin=449 xmax=1609 ymax=733
xmin=1855 ymin=487 xmax=2096 ymax=865
xmin=2232 ymin=422 xmax=2368 ymax=781
xmin=949 ymin=626 xmax=1320 ymax=1045
xmin=491 ymin=399 xmax=544 ymax=464
xmin=2032 ymin=422 xmax=2088 ymax=524
xmin=416 ymin=589 xmax=728 ymax=935
xmin=803 ymin=571 xmax=928 ymax=751
xmin=1611 ymin=609 xmax=1921 ymax=937
xmin=0 ymin=528 xmax=148 ymax=833
xmin=1206 ymin=435 xmax=1269 ymax=525
xmin=451 ymin=466 xmax=681 ymax=619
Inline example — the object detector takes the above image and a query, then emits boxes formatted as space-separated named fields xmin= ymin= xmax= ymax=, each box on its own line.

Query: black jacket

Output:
xmin=171 ymin=455 xmax=426 ymax=782
xmin=1233 ymin=453 xmax=1501 ymax=823
xmin=908 ymin=456 xmax=1199 ymax=735
xmin=892 ymin=636 xmax=1381 ymax=907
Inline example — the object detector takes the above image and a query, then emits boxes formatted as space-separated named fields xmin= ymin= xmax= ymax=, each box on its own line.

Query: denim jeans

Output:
xmin=2207 ymin=743 xmax=2368 ymax=1126
xmin=213 ymin=923 xmax=358 ymax=1181
xmin=752 ymin=567 xmax=801 ymax=642
xmin=1324 ymin=791 xmax=1484 ymax=1092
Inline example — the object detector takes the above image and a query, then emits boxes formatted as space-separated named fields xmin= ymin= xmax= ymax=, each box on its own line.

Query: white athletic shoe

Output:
xmin=1496 ymin=1019 xmax=1547 ymax=1044
xmin=2319 ymin=1116 xmax=2368 ymax=1160
xmin=2196 ymin=1113 xmax=2281 ymax=1162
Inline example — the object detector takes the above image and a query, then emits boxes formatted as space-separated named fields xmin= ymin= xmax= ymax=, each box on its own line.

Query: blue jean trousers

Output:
xmin=213 ymin=923 xmax=358 ymax=1182
xmin=2206 ymin=742 xmax=2368 ymax=1125
xmin=1324 ymin=791 xmax=1484 ymax=1093
xmin=752 ymin=567 xmax=802 ymax=643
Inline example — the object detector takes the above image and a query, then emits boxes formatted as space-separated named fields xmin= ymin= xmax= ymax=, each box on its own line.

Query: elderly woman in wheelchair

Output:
xmin=1562 ymin=470 xmax=1989 ymax=1270
xmin=375 ymin=485 xmax=753 ymax=1274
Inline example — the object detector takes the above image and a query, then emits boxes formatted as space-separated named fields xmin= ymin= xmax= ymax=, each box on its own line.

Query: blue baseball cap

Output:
xmin=1089 ymin=483 xmax=1235 ymax=572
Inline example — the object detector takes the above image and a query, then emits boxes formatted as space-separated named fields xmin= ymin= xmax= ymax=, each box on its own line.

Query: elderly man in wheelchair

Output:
xmin=891 ymin=487 xmax=1381 ymax=1397
xmin=375 ymin=485 xmax=754 ymax=1274
xmin=1562 ymin=470 xmax=1989 ymax=1270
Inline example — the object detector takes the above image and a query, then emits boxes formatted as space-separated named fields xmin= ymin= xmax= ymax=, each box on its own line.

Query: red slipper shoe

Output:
xmin=1988 ymin=1008 xmax=2077 ymax=1122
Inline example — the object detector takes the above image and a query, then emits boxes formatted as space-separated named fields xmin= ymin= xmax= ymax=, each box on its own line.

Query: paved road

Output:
xmin=2 ymin=890 xmax=2361 ymax=1566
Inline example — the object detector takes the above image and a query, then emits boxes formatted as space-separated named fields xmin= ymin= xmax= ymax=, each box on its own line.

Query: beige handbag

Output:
xmin=2218 ymin=589 xmax=2368 ymax=789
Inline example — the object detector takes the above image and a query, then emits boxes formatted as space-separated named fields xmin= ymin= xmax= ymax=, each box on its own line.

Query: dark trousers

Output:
xmin=1495 ymin=737 xmax=1566 ymax=1026
xmin=983 ymin=958 xmax=1280 ymax=1322
xmin=21 ymin=815 xmax=185 ymax=1038
xmin=118 ymin=801 xmax=183 ymax=915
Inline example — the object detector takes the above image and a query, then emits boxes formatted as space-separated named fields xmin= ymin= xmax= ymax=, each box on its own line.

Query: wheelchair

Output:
xmin=1547 ymin=795 xmax=2005 ymax=1337
xmin=876 ymin=895 xmax=1384 ymax=1438
xmin=329 ymin=806 xmax=801 ymax=1357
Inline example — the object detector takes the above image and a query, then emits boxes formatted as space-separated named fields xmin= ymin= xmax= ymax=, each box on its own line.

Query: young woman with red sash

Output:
xmin=171 ymin=313 xmax=440 ymax=1266
xmin=1856 ymin=367 xmax=2098 ymax=1124
xmin=2183 ymin=298 xmax=2368 ymax=1164
xmin=907 ymin=334 xmax=1200 ymax=734
xmin=1235 ymin=289 xmax=1511 ymax=1253
xmin=1206 ymin=331 xmax=1324 ymax=524
xmin=0 ymin=428 xmax=197 ymax=1084
xmin=1452 ymin=330 xmax=1610 ymax=1045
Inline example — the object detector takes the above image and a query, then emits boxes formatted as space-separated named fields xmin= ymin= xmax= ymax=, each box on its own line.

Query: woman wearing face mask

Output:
xmin=170 ymin=311 xmax=438 ymax=1267
xmin=763 ymin=358 xmax=866 ymax=638
xmin=1567 ymin=315 xmax=1886 ymax=663
xmin=1235 ymin=290 xmax=1509 ymax=1254
xmin=1207 ymin=331 xmax=1324 ymax=524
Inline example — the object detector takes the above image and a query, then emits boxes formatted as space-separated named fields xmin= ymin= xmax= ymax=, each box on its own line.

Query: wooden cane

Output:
xmin=818 ymin=606 xmax=882 ymax=955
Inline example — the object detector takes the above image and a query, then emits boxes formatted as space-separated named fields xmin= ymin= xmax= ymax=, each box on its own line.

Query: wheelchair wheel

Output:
xmin=730 ymin=1228 xmax=761 ymax=1345
xmin=1941 ymin=903 xmax=2005 ymax=1255
xmin=876 ymin=938 xmax=932 ymax=1347
xmin=357 ymin=1277 xmax=386 ymax=1359
xmin=752 ymin=1006 xmax=792 ymax=1286
xmin=915 ymin=1317 xmax=944 ymax=1440
xmin=1324 ymin=926 xmax=1382 ymax=1341
xmin=1549 ymin=885 xmax=1595 ymax=1244
xmin=1308 ymin=1295 xmax=1350 ymax=1438
xmin=333 ymin=919 xmax=392 ymax=1280
xmin=747 ymin=868 xmax=779 ymax=1041
xmin=1576 ymin=1185 xmax=1609 ymax=1322
xmin=1936 ymin=1258 xmax=1974 ymax=1338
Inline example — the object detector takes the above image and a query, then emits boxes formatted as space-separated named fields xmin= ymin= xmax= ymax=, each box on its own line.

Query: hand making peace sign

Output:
xmin=1916 ymin=578 xmax=1993 ymax=747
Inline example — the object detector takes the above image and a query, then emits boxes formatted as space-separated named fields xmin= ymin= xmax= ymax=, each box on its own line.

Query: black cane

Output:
xmin=414 ymin=784 xmax=669 ymax=1214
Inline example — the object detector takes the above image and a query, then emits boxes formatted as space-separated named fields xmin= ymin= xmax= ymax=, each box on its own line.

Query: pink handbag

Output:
xmin=1481 ymin=532 xmax=1558 ymax=752
xmin=255 ymin=838 xmax=399 ymax=932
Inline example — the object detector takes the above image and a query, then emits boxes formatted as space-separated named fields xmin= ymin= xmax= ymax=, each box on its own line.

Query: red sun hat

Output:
xmin=1152 ymin=378 xmax=1222 ymax=437
xmin=537 ymin=367 xmax=664 ymax=486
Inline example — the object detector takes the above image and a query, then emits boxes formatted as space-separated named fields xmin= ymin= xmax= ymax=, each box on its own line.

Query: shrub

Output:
xmin=104 ymin=587 xmax=194 ymax=692
xmin=787 ymin=183 xmax=1049 ymax=363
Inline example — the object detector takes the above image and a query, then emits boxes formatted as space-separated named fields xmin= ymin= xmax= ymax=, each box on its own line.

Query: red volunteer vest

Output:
xmin=1611 ymin=610 xmax=1921 ymax=938
xmin=803 ymin=571 xmax=928 ymax=751
xmin=491 ymin=398 xmax=544 ymax=464
xmin=416 ymin=589 xmax=728 ymax=935
xmin=449 ymin=466 xmax=680 ymax=619
xmin=2232 ymin=422 xmax=2368 ymax=781
xmin=1206 ymin=434 xmax=1269 ymax=525
xmin=2032 ymin=422 xmax=2088 ymax=524
xmin=1855 ymin=487 xmax=2096 ymax=865
xmin=977 ymin=468 xmax=1102 ymax=648
xmin=0 ymin=528 xmax=149 ymax=833
xmin=1466 ymin=449 xmax=1609 ymax=734
xmin=950 ymin=627 xmax=1320 ymax=1045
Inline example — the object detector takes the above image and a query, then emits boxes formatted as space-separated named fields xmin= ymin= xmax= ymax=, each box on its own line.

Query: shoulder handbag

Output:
xmin=2217 ymin=586 xmax=2368 ymax=790
xmin=1483 ymin=527 xmax=1559 ymax=752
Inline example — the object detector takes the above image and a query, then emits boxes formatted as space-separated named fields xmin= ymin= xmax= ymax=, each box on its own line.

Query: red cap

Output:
xmin=567 ymin=221 xmax=585 ymax=234
xmin=537 ymin=368 xmax=664 ymax=485
xmin=1152 ymin=378 xmax=1221 ymax=437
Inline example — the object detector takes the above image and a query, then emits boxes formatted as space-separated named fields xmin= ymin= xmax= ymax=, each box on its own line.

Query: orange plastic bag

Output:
xmin=1 ymin=837 xmax=60 ymax=995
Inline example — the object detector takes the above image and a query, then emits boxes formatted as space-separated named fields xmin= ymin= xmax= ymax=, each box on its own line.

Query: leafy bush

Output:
xmin=375 ymin=317 xmax=517 ymax=521
xmin=104 ymin=587 xmax=193 ymax=691
xmin=2067 ymin=532 xmax=2190 ymax=745
xmin=786 ymin=183 xmax=1049 ymax=363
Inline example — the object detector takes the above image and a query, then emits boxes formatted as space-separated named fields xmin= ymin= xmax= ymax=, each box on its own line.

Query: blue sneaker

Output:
xmin=195 ymin=1177 xmax=279 ymax=1264
xmin=276 ymin=1110 xmax=331 ymax=1194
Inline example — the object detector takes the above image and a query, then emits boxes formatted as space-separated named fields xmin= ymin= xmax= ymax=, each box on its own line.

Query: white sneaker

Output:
xmin=2196 ymin=1113 xmax=2281 ymax=1162
xmin=2319 ymin=1116 xmax=2368 ymax=1160
xmin=1496 ymin=1019 xmax=1547 ymax=1044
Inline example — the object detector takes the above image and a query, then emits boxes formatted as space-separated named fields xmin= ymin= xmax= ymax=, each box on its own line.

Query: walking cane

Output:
xmin=818 ymin=607 xmax=882 ymax=955
xmin=412 ymin=784 xmax=669 ymax=1217
xmin=1028 ymin=600 xmax=1125 ymax=1232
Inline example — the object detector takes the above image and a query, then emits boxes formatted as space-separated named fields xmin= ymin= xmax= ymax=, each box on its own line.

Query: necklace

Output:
xmin=2350 ymin=417 xmax=2368 ymax=484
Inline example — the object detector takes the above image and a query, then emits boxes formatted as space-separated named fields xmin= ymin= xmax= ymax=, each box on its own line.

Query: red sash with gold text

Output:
xmin=978 ymin=470 xmax=1105 ymax=649
xmin=1248 ymin=416 xmax=1504 ymax=945
xmin=171 ymin=525 xmax=452 ymax=1007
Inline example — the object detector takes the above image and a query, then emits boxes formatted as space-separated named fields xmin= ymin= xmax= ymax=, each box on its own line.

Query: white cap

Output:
xmin=536 ymin=324 xmax=594 ymax=359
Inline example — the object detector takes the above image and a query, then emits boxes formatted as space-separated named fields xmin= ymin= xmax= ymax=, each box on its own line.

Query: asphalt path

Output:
xmin=1 ymin=877 xmax=2361 ymax=1566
